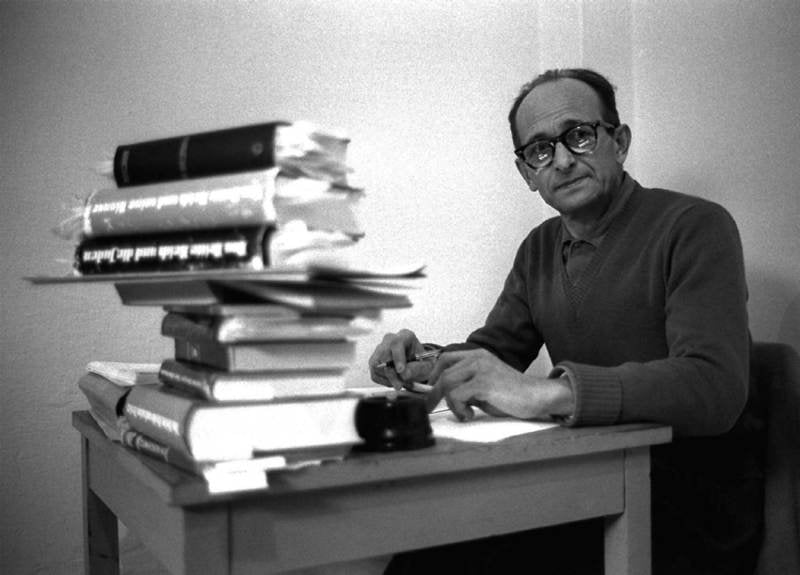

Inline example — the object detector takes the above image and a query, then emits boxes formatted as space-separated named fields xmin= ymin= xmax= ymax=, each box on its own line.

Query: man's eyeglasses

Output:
xmin=514 ymin=121 xmax=617 ymax=171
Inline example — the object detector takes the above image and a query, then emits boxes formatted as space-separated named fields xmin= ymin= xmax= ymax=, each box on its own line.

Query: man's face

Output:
xmin=514 ymin=78 xmax=628 ymax=220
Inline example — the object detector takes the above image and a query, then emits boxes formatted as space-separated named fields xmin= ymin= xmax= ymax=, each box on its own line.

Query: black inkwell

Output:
xmin=354 ymin=394 xmax=435 ymax=452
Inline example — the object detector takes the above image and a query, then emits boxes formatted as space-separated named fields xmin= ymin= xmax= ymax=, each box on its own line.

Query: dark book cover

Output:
xmin=75 ymin=225 xmax=274 ymax=275
xmin=114 ymin=122 xmax=288 ymax=186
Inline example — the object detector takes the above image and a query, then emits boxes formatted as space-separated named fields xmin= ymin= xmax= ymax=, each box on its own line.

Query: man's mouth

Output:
xmin=555 ymin=176 xmax=587 ymax=191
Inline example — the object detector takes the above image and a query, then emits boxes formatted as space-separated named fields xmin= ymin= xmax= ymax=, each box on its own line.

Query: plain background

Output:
xmin=1 ymin=1 xmax=798 ymax=572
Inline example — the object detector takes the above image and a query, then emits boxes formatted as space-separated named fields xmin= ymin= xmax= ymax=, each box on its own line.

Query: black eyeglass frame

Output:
xmin=514 ymin=120 xmax=618 ymax=171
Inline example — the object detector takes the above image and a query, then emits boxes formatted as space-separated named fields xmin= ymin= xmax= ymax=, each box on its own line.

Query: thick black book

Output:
xmin=75 ymin=225 xmax=274 ymax=275
xmin=113 ymin=121 xmax=350 ymax=187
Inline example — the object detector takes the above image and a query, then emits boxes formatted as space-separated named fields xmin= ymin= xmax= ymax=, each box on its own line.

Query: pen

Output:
xmin=376 ymin=349 xmax=442 ymax=370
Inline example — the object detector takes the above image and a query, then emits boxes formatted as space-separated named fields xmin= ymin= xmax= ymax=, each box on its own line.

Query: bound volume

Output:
xmin=158 ymin=359 xmax=348 ymax=402
xmin=113 ymin=121 xmax=350 ymax=187
xmin=161 ymin=310 xmax=375 ymax=343
xmin=173 ymin=338 xmax=357 ymax=371
xmin=77 ymin=372 xmax=133 ymax=441
xmin=75 ymin=225 xmax=274 ymax=275
xmin=123 ymin=383 xmax=362 ymax=461
xmin=119 ymin=427 xmax=348 ymax=494
xmin=83 ymin=170 xmax=277 ymax=238
xmin=82 ymin=169 xmax=364 ymax=239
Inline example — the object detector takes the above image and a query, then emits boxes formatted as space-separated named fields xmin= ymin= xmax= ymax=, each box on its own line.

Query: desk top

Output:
xmin=73 ymin=411 xmax=671 ymax=507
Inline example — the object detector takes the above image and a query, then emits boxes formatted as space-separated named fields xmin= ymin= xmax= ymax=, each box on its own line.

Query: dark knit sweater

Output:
xmin=463 ymin=173 xmax=763 ymax=572
xmin=466 ymin=173 xmax=750 ymax=437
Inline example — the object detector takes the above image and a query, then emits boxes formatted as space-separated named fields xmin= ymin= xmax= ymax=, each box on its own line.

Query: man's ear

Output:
xmin=515 ymin=157 xmax=538 ymax=192
xmin=613 ymin=124 xmax=632 ymax=164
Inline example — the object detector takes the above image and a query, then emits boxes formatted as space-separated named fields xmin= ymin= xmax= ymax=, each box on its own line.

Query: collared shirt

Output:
xmin=561 ymin=174 xmax=634 ymax=282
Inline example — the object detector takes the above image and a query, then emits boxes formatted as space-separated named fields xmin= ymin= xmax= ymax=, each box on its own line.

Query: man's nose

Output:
xmin=552 ymin=141 xmax=576 ymax=170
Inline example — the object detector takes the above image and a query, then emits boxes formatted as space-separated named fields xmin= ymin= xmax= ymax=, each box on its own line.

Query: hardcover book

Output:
xmin=77 ymin=372 xmax=134 ymax=440
xmin=161 ymin=310 xmax=376 ymax=344
xmin=75 ymin=225 xmax=274 ymax=275
xmin=123 ymin=383 xmax=362 ymax=461
xmin=82 ymin=169 xmax=364 ymax=240
xmin=115 ymin=278 xmax=269 ymax=307
xmin=230 ymin=279 xmax=413 ymax=313
xmin=162 ymin=302 xmax=303 ymax=317
xmin=173 ymin=338 xmax=357 ymax=371
xmin=120 ymin=427 xmax=285 ymax=478
xmin=112 ymin=121 xmax=351 ymax=187
xmin=83 ymin=170 xmax=278 ymax=238
xmin=158 ymin=359 xmax=349 ymax=401
xmin=119 ymin=426 xmax=350 ymax=494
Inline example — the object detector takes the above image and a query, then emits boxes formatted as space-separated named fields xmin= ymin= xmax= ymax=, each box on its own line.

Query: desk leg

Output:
xmin=82 ymin=436 xmax=120 ymax=575
xmin=604 ymin=446 xmax=651 ymax=575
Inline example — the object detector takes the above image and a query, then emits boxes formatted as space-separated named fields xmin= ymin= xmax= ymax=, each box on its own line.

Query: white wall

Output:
xmin=629 ymin=0 xmax=800 ymax=347
xmin=1 ymin=2 xmax=548 ymax=572
xmin=1 ymin=1 xmax=797 ymax=572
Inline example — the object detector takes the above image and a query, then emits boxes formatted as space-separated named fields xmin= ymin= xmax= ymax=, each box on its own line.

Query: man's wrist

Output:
xmin=545 ymin=368 xmax=576 ymax=423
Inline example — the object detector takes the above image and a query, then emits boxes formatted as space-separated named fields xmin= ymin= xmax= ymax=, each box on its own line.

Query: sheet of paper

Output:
xmin=202 ymin=455 xmax=286 ymax=494
xmin=347 ymin=386 xmax=559 ymax=442
xmin=429 ymin=409 xmax=558 ymax=443
xmin=86 ymin=361 xmax=161 ymax=386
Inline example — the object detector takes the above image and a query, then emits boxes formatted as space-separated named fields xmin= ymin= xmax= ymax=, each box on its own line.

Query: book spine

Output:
xmin=84 ymin=170 xmax=278 ymax=238
xmin=174 ymin=338 xmax=233 ymax=370
xmin=120 ymin=428 xmax=200 ymax=474
xmin=161 ymin=312 xmax=223 ymax=344
xmin=77 ymin=372 xmax=132 ymax=423
xmin=159 ymin=359 xmax=351 ymax=403
xmin=158 ymin=359 xmax=217 ymax=400
xmin=114 ymin=122 xmax=288 ymax=187
xmin=75 ymin=225 xmax=274 ymax=275
xmin=123 ymin=385 xmax=196 ymax=456
xmin=161 ymin=311 xmax=371 ymax=344
xmin=173 ymin=338 xmax=356 ymax=371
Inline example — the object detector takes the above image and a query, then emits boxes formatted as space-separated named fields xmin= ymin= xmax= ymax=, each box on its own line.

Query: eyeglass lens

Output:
xmin=521 ymin=124 xmax=600 ymax=169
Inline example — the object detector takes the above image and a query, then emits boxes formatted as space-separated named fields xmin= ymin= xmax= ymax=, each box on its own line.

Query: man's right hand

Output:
xmin=368 ymin=329 xmax=435 ymax=391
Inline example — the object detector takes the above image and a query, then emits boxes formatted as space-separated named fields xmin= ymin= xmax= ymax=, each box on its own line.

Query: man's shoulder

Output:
xmin=524 ymin=213 xmax=562 ymax=244
xmin=632 ymin=181 xmax=735 ymax=225
xmin=626 ymin=182 xmax=742 ymax=251
xmin=636 ymin=181 xmax=728 ymax=213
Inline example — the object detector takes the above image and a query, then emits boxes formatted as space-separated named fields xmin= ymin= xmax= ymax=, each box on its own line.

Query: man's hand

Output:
xmin=424 ymin=348 xmax=575 ymax=422
xmin=368 ymin=329 xmax=435 ymax=391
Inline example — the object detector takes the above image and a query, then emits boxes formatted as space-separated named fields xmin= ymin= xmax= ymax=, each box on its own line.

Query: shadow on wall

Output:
xmin=778 ymin=292 xmax=800 ymax=350
xmin=748 ymin=268 xmax=800 ymax=352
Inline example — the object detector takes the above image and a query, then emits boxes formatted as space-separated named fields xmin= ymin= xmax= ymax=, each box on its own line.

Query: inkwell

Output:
xmin=354 ymin=393 xmax=435 ymax=452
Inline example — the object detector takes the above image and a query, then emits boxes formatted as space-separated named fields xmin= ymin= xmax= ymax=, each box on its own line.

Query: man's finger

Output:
xmin=388 ymin=339 xmax=413 ymax=373
xmin=424 ymin=351 xmax=462 ymax=390
xmin=425 ymin=356 xmax=475 ymax=414
xmin=383 ymin=365 xmax=405 ymax=391
xmin=398 ymin=360 xmax=433 ymax=384
xmin=439 ymin=368 xmax=481 ymax=421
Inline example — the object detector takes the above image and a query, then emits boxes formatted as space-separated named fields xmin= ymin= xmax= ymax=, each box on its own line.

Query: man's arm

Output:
xmin=457 ymin=233 xmax=547 ymax=371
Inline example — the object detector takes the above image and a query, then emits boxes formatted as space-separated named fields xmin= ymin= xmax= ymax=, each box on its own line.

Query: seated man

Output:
xmin=369 ymin=68 xmax=763 ymax=575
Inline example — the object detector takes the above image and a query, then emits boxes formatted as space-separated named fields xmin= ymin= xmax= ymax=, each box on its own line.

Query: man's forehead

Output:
xmin=515 ymin=78 xmax=604 ymax=139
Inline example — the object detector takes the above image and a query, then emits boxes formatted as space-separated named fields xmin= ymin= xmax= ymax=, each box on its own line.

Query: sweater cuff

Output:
xmin=550 ymin=362 xmax=622 ymax=426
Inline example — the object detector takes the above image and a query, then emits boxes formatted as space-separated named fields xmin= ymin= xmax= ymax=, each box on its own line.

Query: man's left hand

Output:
xmin=424 ymin=348 xmax=574 ymax=422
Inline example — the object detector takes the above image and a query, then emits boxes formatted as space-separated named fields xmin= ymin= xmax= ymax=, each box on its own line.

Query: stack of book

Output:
xmin=64 ymin=121 xmax=425 ymax=493
xmin=77 ymin=361 xmax=320 ymax=494
xmin=73 ymin=120 xmax=362 ymax=275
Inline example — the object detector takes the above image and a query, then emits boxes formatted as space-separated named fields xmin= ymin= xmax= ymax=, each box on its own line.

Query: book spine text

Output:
xmin=84 ymin=170 xmax=278 ymax=238
xmin=75 ymin=225 xmax=273 ymax=275
xmin=124 ymin=386 xmax=194 ymax=456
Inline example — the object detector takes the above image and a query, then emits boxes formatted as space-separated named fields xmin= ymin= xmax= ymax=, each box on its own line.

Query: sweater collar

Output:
xmin=561 ymin=171 xmax=635 ymax=245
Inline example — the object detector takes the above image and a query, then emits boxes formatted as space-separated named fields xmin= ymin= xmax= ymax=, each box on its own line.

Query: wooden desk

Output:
xmin=74 ymin=411 xmax=671 ymax=575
